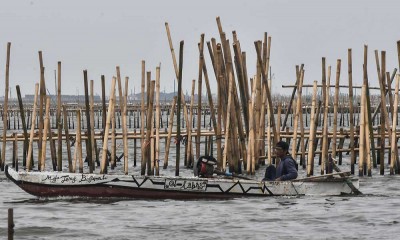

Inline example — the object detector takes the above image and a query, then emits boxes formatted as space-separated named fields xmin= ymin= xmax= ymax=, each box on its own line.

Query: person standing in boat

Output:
xmin=274 ymin=141 xmax=298 ymax=181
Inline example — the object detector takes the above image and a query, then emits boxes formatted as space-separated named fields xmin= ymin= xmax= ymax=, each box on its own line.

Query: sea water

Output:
xmin=1 ymin=114 xmax=400 ymax=239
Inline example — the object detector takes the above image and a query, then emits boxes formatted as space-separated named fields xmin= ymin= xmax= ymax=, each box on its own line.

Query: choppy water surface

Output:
xmin=1 ymin=166 xmax=400 ymax=240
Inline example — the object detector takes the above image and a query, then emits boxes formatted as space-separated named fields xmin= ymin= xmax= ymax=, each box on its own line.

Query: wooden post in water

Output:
xmin=100 ymin=77 xmax=116 ymax=174
xmin=40 ymin=97 xmax=50 ymax=171
xmin=13 ymin=134 xmax=18 ymax=171
xmin=57 ymin=61 xmax=63 ymax=171
xmin=76 ymin=110 xmax=83 ymax=173
xmin=8 ymin=208 xmax=14 ymax=240
xmin=63 ymin=105 xmax=73 ymax=172
xmin=1 ymin=42 xmax=11 ymax=171
xmin=176 ymin=41 xmax=184 ymax=177
xmin=163 ymin=97 xmax=177 ymax=169
xmin=26 ymin=84 xmax=39 ymax=171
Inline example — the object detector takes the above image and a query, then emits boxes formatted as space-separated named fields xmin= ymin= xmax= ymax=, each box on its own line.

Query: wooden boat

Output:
xmin=5 ymin=165 xmax=360 ymax=199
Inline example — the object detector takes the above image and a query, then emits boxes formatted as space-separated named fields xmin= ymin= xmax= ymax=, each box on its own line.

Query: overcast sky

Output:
xmin=0 ymin=0 xmax=399 ymax=98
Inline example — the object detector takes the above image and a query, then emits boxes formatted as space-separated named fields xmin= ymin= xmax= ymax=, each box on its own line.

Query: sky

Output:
xmin=0 ymin=0 xmax=399 ymax=98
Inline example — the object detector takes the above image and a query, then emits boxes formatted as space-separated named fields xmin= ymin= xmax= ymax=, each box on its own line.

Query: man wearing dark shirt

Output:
xmin=275 ymin=141 xmax=298 ymax=181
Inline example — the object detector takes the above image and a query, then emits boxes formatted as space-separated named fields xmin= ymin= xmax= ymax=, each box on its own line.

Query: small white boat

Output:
xmin=5 ymin=165 xmax=360 ymax=199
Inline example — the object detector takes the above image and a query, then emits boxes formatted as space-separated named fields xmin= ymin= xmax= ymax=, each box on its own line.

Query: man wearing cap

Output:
xmin=274 ymin=141 xmax=298 ymax=181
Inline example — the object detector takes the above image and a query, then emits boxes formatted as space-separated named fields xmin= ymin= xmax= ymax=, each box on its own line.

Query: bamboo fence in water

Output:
xmin=0 ymin=17 xmax=400 ymax=178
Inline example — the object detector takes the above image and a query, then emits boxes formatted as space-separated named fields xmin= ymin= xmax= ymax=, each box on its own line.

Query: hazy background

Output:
xmin=0 ymin=0 xmax=399 ymax=97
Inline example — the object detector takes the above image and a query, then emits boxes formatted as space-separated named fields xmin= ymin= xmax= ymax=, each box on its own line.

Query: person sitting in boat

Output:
xmin=194 ymin=156 xmax=217 ymax=178
xmin=274 ymin=141 xmax=298 ymax=181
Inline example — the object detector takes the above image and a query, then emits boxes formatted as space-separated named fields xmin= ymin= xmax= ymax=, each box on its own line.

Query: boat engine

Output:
xmin=194 ymin=156 xmax=217 ymax=178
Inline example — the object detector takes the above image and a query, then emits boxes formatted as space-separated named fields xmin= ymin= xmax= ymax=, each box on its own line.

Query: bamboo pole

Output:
xmin=37 ymin=51 xmax=46 ymax=167
xmin=76 ymin=110 xmax=83 ymax=173
xmin=390 ymin=75 xmax=400 ymax=175
xmin=165 ymin=23 xmax=190 ymax=137
xmin=247 ymin=101 xmax=254 ymax=173
xmin=83 ymin=70 xmax=93 ymax=172
xmin=63 ymin=105 xmax=73 ymax=172
xmin=116 ymin=67 xmax=126 ymax=170
xmin=187 ymin=80 xmax=195 ymax=168
xmin=145 ymin=81 xmax=155 ymax=175
xmin=196 ymin=35 xmax=204 ymax=161
xmin=299 ymin=82 xmax=306 ymax=168
xmin=277 ymin=103 xmax=282 ymax=142
xmin=201 ymin=47 xmax=218 ymax=138
xmin=380 ymin=112 xmax=385 ymax=175
xmin=48 ymin=115 xmax=56 ymax=170
xmin=123 ymin=77 xmax=129 ymax=174
xmin=359 ymin=84 xmax=366 ymax=176
xmin=348 ymin=49 xmax=356 ymax=174
xmin=291 ymin=69 xmax=304 ymax=159
xmin=266 ymin=84 xmax=272 ymax=165
xmin=26 ymin=84 xmax=39 ymax=171
xmin=150 ymin=112 xmax=155 ymax=176
xmin=90 ymin=80 xmax=96 ymax=171
xmin=332 ymin=60 xmax=341 ymax=158
xmin=40 ymin=97 xmax=50 ymax=171
xmin=140 ymin=61 xmax=146 ymax=175
xmin=175 ymin=41 xmax=184 ymax=177
xmin=321 ymin=60 xmax=330 ymax=174
xmin=155 ymin=67 xmax=161 ymax=175
xmin=307 ymin=81 xmax=318 ymax=176
xmin=254 ymin=41 xmax=278 ymax=148
xmin=101 ymin=75 xmax=106 ymax=133
xmin=100 ymin=77 xmax=116 ymax=174
xmin=372 ymin=69 xmax=397 ymax=123
xmin=363 ymin=45 xmax=377 ymax=169
xmin=1 ymin=42 xmax=11 ymax=171
xmin=364 ymin=98 xmax=372 ymax=176
xmin=110 ymin=87 xmax=116 ymax=169
xmin=57 ymin=61 xmax=62 ymax=171
xmin=376 ymin=51 xmax=395 ymax=163
xmin=233 ymin=42 xmax=249 ymax=136
xmin=223 ymin=70 xmax=234 ymax=172
xmin=13 ymin=134 xmax=18 ymax=170
xmin=16 ymin=86 xmax=29 ymax=167
xmin=163 ymin=97 xmax=177 ymax=169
